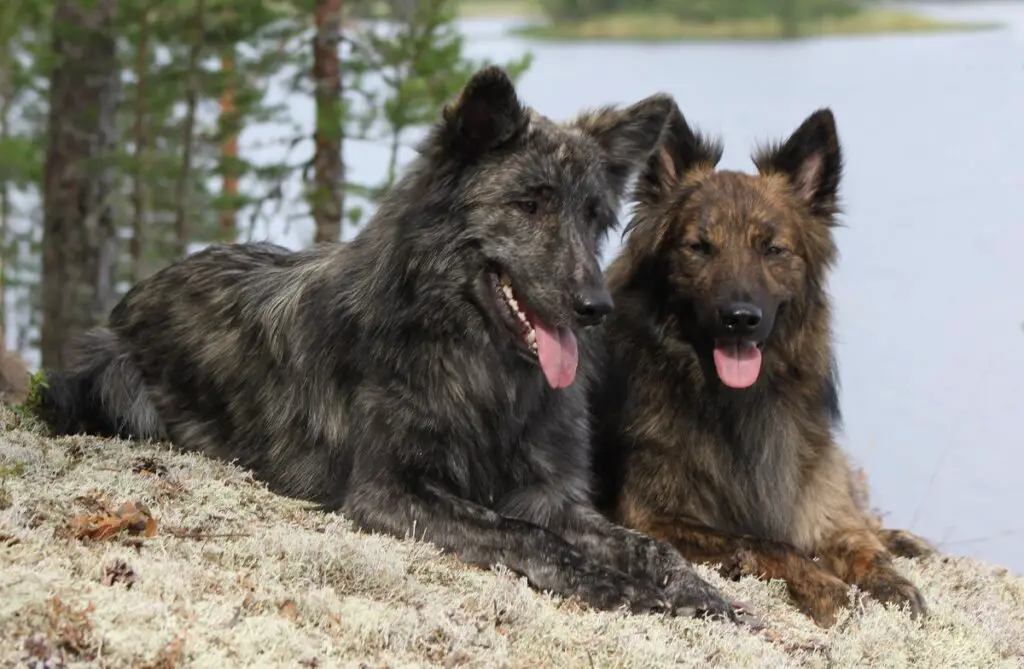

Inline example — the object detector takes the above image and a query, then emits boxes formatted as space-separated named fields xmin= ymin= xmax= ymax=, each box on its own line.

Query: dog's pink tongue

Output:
xmin=713 ymin=342 xmax=762 ymax=389
xmin=534 ymin=322 xmax=578 ymax=389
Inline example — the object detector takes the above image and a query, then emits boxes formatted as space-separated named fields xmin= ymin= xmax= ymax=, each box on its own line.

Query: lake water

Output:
xmin=463 ymin=1 xmax=1024 ymax=574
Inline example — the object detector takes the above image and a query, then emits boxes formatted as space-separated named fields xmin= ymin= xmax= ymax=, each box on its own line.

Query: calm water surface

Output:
xmin=255 ymin=2 xmax=1024 ymax=571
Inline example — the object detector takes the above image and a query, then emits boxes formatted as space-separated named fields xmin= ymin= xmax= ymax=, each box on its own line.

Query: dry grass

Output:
xmin=512 ymin=10 xmax=999 ymax=42
xmin=1 ymin=405 xmax=1022 ymax=668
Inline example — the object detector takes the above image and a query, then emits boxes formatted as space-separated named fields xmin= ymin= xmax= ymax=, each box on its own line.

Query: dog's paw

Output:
xmin=862 ymin=570 xmax=928 ymax=620
xmin=720 ymin=548 xmax=848 ymax=628
xmin=787 ymin=570 xmax=851 ymax=628
xmin=574 ymin=564 xmax=669 ymax=615
xmin=728 ymin=599 xmax=766 ymax=630
xmin=877 ymin=529 xmax=936 ymax=559
xmin=662 ymin=566 xmax=739 ymax=622
xmin=625 ymin=536 xmax=741 ymax=623
xmin=718 ymin=547 xmax=759 ymax=582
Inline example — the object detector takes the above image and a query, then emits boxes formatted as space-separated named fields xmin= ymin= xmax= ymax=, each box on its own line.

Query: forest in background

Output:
xmin=0 ymin=0 xmax=532 ymax=370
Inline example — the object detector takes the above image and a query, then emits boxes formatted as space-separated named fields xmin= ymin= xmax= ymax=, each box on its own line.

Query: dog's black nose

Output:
xmin=718 ymin=303 xmax=762 ymax=334
xmin=573 ymin=288 xmax=614 ymax=326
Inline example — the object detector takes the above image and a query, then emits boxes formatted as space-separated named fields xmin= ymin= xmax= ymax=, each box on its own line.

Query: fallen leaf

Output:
xmin=69 ymin=500 xmax=158 ymax=542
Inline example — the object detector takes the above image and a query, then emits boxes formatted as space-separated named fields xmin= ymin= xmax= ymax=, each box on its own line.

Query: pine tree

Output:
xmin=39 ymin=0 xmax=121 ymax=368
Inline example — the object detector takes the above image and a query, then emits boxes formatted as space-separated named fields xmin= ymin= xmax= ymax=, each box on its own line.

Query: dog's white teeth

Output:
xmin=497 ymin=276 xmax=538 ymax=352
xmin=501 ymin=284 xmax=529 ymax=324
xmin=502 ymin=285 xmax=522 ymax=313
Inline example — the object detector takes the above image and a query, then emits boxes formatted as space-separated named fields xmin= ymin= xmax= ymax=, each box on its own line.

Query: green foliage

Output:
xmin=110 ymin=0 xmax=309 ymax=266
xmin=537 ymin=0 xmax=629 ymax=22
xmin=0 ymin=0 xmax=531 ymax=364
xmin=346 ymin=0 xmax=533 ymax=205
xmin=279 ymin=0 xmax=532 ymax=229
xmin=0 ymin=136 xmax=45 ymax=189
xmin=15 ymin=368 xmax=49 ymax=422
xmin=662 ymin=0 xmax=865 ymax=24
xmin=0 ymin=0 xmax=53 ymax=349
xmin=538 ymin=0 xmax=873 ymax=24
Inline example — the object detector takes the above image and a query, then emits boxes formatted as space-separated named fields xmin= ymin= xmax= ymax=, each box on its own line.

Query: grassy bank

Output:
xmin=453 ymin=1 xmax=999 ymax=41
xmin=513 ymin=10 xmax=999 ymax=42
xmin=1 ymin=405 xmax=1022 ymax=667
xmin=458 ymin=0 xmax=543 ymax=19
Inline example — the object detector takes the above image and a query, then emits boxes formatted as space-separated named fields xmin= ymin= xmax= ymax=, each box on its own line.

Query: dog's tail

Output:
xmin=35 ymin=327 xmax=165 ymax=441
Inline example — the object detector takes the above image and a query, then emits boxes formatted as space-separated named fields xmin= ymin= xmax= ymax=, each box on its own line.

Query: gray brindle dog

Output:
xmin=37 ymin=67 xmax=738 ymax=620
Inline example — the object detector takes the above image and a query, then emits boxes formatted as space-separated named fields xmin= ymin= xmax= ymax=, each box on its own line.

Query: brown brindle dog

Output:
xmin=590 ymin=101 xmax=934 ymax=627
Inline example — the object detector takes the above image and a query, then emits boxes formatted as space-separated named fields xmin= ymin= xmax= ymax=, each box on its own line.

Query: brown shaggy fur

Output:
xmin=590 ymin=102 xmax=934 ymax=628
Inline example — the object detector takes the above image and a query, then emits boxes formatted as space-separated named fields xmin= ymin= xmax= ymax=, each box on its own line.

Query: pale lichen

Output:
xmin=0 ymin=405 xmax=1020 ymax=668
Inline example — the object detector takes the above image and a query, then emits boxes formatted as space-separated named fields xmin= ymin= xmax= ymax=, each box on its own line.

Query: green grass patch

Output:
xmin=0 ymin=461 xmax=26 ymax=479
xmin=512 ymin=10 xmax=1001 ymax=42
xmin=21 ymin=370 xmax=48 ymax=415
xmin=3 ymin=370 xmax=53 ymax=434
xmin=348 ymin=0 xmax=543 ymax=20
xmin=457 ymin=0 xmax=543 ymax=19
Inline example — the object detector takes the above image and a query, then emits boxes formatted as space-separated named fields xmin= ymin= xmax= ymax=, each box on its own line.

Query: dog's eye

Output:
xmin=765 ymin=245 xmax=786 ymax=256
xmin=688 ymin=241 xmax=710 ymax=254
xmin=515 ymin=200 xmax=538 ymax=215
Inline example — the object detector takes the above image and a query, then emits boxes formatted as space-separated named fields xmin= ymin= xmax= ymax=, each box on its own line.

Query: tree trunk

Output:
xmin=40 ymin=0 xmax=121 ymax=369
xmin=218 ymin=48 xmax=239 ymax=241
xmin=172 ymin=0 xmax=205 ymax=259
xmin=312 ymin=0 xmax=344 ymax=244
xmin=130 ymin=3 xmax=151 ymax=284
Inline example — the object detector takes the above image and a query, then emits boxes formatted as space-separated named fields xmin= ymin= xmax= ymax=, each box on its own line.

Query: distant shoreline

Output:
xmin=457 ymin=0 xmax=544 ymax=20
xmin=455 ymin=1 xmax=1002 ymax=42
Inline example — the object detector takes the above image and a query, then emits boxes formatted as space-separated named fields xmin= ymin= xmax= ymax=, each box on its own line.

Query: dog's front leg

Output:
xmin=816 ymin=527 xmax=928 ymax=620
xmin=554 ymin=504 xmax=739 ymax=621
xmin=633 ymin=515 xmax=854 ymax=628
xmin=800 ymin=452 xmax=928 ymax=620
xmin=341 ymin=478 xmax=673 ymax=615
xmin=498 ymin=486 xmax=735 ymax=621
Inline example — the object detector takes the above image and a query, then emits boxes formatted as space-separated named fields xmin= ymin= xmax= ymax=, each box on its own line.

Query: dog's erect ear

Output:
xmin=572 ymin=93 xmax=677 ymax=199
xmin=441 ymin=66 xmax=528 ymax=160
xmin=754 ymin=108 xmax=843 ymax=217
xmin=634 ymin=101 xmax=723 ymax=207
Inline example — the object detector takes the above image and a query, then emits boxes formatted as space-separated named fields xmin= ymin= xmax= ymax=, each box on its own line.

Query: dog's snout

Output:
xmin=718 ymin=302 xmax=762 ymax=334
xmin=573 ymin=287 xmax=614 ymax=326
